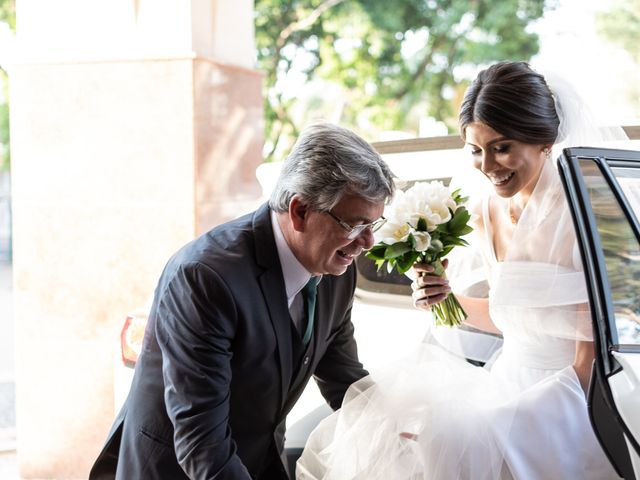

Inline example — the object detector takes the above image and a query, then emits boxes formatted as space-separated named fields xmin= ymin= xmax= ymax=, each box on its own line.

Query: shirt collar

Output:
xmin=270 ymin=209 xmax=314 ymax=305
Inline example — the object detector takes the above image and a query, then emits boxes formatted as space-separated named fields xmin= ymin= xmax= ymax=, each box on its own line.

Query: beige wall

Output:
xmin=10 ymin=1 xmax=262 ymax=477
xmin=15 ymin=0 xmax=256 ymax=67
xmin=193 ymin=59 xmax=263 ymax=234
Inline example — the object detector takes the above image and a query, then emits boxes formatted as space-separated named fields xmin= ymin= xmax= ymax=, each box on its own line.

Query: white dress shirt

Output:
xmin=270 ymin=210 xmax=315 ymax=333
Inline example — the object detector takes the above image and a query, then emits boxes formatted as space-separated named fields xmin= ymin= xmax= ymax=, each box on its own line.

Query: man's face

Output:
xmin=296 ymin=194 xmax=385 ymax=276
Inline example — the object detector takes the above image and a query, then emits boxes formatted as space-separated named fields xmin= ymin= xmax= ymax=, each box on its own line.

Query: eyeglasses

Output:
xmin=324 ymin=210 xmax=386 ymax=240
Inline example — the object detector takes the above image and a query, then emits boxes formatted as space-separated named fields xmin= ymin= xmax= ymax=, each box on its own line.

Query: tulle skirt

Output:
xmin=296 ymin=338 xmax=619 ymax=480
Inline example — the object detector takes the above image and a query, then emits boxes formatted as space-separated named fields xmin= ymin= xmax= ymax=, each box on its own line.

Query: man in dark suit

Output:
xmin=89 ymin=123 xmax=395 ymax=479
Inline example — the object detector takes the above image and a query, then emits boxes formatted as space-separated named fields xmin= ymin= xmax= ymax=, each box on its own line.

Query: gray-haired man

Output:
xmin=90 ymin=123 xmax=395 ymax=479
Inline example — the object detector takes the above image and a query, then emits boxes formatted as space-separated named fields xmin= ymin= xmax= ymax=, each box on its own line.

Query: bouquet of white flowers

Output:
xmin=366 ymin=181 xmax=473 ymax=327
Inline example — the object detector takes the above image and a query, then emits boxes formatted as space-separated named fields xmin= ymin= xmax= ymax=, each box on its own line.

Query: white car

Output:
xmin=116 ymin=143 xmax=640 ymax=479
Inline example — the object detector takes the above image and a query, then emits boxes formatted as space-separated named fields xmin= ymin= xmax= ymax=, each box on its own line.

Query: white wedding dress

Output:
xmin=296 ymin=160 xmax=621 ymax=480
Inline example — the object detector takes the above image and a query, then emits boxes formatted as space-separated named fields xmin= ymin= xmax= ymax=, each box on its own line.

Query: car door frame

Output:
xmin=558 ymin=146 xmax=640 ymax=479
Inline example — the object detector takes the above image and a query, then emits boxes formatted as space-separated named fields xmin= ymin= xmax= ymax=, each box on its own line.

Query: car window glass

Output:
xmin=579 ymin=159 xmax=640 ymax=346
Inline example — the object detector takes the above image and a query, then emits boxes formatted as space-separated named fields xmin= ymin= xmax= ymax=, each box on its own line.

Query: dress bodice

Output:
xmin=482 ymin=199 xmax=590 ymax=378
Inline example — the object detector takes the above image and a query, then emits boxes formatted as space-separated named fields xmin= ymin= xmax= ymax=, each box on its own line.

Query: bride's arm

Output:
xmin=456 ymin=295 xmax=501 ymax=335
xmin=573 ymin=340 xmax=595 ymax=395
xmin=573 ymin=302 xmax=594 ymax=394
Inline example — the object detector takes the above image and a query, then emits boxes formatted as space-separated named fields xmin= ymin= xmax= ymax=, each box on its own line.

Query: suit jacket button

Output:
xmin=303 ymin=356 xmax=310 ymax=365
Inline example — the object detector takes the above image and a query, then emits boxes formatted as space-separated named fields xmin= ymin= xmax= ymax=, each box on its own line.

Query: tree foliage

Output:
xmin=0 ymin=0 xmax=14 ymax=31
xmin=0 ymin=0 xmax=14 ymax=171
xmin=255 ymin=0 xmax=550 ymax=161
xmin=0 ymin=80 xmax=8 ymax=171
xmin=596 ymin=0 xmax=640 ymax=119
xmin=597 ymin=0 xmax=640 ymax=63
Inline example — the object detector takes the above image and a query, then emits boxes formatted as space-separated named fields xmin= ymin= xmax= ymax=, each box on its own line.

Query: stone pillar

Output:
xmin=9 ymin=1 xmax=262 ymax=477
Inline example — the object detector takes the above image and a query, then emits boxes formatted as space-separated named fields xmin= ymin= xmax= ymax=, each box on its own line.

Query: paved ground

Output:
xmin=0 ymin=262 xmax=17 ymax=478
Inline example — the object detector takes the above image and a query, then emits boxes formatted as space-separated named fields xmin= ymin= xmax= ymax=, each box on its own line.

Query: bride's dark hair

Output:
xmin=459 ymin=61 xmax=560 ymax=145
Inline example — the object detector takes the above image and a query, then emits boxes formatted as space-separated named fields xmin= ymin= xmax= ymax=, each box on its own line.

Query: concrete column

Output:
xmin=10 ymin=1 xmax=262 ymax=477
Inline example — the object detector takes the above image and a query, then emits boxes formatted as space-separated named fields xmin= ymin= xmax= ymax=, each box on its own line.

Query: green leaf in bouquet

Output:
xmin=434 ymin=222 xmax=449 ymax=233
xmin=365 ymin=244 xmax=388 ymax=261
xmin=384 ymin=241 xmax=412 ymax=260
xmin=445 ymin=236 xmax=469 ymax=247
xmin=374 ymin=258 xmax=386 ymax=271
xmin=395 ymin=250 xmax=421 ymax=273
xmin=408 ymin=233 xmax=416 ymax=250
xmin=459 ymin=225 xmax=474 ymax=236
xmin=450 ymin=189 xmax=469 ymax=205
xmin=416 ymin=217 xmax=428 ymax=232
xmin=448 ymin=208 xmax=471 ymax=233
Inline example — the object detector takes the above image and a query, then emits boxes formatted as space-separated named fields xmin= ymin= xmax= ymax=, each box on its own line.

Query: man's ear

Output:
xmin=289 ymin=195 xmax=309 ymax=232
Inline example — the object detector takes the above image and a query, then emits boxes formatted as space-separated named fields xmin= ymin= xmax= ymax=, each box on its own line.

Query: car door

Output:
xmin=558 ymin=146 xmax=640 ymax=480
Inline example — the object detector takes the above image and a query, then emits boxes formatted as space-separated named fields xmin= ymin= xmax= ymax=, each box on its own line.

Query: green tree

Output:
xmin=255 ymin=0 xmax=551 ymax=161
xmin=0 ymin=85 xmax=8 ymax=172
xmin=597 ymin=0 xmax=640 ymax=63
xmin=0 ymin=0 xmax=15 ymax=172
xmin=0 ymin=0 xmax=14 ymax=31
xmin=596 ymin=0 xmax=640 ymax=119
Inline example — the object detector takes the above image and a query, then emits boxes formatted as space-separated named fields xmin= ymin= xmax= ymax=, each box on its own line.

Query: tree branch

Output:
xmin=392 ymin=12 xmax=477 ymax=103
xmin=265 ymin=91 xmax=299 ymax=162
xmin=277 ymin=0 xmax=346 ymax=49
xmin=392 ymin=34 xmax=446 ymax=100
xmin=265 ymin=120 xmax=284 ymax=162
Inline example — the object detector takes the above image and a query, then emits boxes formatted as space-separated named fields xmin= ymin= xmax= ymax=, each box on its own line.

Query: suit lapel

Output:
xmin=253 ymin=204 xmax=293 ymax=407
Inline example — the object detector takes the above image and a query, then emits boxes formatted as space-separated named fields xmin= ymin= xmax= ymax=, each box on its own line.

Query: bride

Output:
xmin=296 ymin=61 xmax=626 ymax=479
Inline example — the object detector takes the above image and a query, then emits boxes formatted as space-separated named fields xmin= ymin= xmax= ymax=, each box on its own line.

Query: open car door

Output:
xmin=558 ymin=147 xmax=640 ymax=480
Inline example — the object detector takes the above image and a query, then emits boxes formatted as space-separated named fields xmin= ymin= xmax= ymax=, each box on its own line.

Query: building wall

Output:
xmin=10 ymin=1 xmax=262 ymax=477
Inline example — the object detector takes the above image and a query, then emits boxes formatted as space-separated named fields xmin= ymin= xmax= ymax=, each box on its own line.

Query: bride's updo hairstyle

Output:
xmin=458 ymin=61 xmax=560 ymax=145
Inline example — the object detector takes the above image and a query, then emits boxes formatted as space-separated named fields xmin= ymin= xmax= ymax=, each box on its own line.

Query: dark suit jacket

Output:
xmin=90 ymin=203 xmax=368 ymax=479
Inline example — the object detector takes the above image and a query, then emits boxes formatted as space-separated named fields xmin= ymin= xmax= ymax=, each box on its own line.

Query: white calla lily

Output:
xmin=412 ymin=231 xmax=431 ymax=252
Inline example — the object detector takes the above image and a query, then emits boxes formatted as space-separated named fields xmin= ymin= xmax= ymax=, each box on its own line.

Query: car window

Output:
xmin=578 ymin=159 xmax=640 ymax=346
xmin=356 ymin=255 xmax=412 ymax=295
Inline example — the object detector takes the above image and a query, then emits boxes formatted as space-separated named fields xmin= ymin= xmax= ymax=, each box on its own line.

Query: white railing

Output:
xmin=371 ymin=125 xmax=640 ymax=154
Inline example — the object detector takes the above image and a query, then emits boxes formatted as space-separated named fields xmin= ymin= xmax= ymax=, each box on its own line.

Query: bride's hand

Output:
xmin=411 ymin=260 xmax=451 ymax=311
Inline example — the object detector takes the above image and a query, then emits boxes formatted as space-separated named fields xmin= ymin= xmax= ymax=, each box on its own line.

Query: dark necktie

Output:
xmin=301 ymin=276 xmax=320 ymax=346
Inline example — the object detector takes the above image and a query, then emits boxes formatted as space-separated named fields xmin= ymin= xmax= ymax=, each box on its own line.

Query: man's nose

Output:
xmin=355 ymin=227 xmax=375 ymax=250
